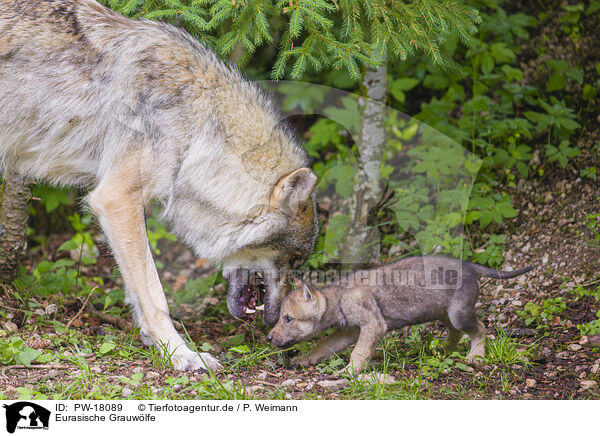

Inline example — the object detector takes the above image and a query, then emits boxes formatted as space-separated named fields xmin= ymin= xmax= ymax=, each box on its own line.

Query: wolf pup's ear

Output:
xmin=292 ymin=276 xmax=303 ymax=290
xmin=302 ymin=283 xmax=314 ymax=302
xmin=271 ymin=168 xmax=317 ymax=214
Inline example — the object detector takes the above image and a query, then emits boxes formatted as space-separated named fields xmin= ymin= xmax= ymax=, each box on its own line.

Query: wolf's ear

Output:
xmin=302 ymin=283 xmax=314 ymax=302
xmin=270 ymin=168 xmax=317 ymax=214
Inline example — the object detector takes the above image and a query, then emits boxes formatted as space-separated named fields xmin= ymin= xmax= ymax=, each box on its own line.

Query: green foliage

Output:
xmin=146 ymin=212 xmax=177 ymax=256
xmin=485 ymin=325 xmax=534 ymax=368
xmin=0 ymin=337 xmax=44 ymax=367
xmin=517 ymin=297 xmax=567 ymax=329
xmin=577 ymin=312 xmax=600 ymax=337
xmin=15 ymin=213 xmax=104 ymax=297
xmin=31 ymin=184 xmax=74 ymax=213
xmin=102 ymin=0 xmax=480 ymax=79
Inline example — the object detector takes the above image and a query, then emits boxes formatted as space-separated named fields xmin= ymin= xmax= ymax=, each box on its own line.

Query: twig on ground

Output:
xmin=2 ymin=364 xmax=71 ymax=377
xmin=582 ymin=278 xmax=600 ymax=288
xmin=87 ymin=305 xmax=133 ymax=331
xmin=66 ymin=286 xmax=100 ymax=328
xmin=253 ymin=379 xmax=280 ymax=387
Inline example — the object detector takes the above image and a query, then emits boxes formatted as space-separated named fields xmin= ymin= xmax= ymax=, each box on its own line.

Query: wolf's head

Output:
xmin=223 ymin=168 xmax=319 ymax=326
xmin=267 ymin=278 xmax=326 ymax=347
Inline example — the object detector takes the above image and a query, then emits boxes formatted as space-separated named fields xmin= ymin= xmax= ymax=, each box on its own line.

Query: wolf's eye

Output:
xmin=284 ymin=315 xmax=292 ymax=323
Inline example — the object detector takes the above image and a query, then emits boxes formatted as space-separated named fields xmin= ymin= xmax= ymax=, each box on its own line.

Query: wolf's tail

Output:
xmin=468 ymin=264 xmax=533 ymax=279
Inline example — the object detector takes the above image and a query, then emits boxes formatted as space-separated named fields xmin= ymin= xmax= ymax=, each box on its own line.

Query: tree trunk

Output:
xmin=341 ymin=61 xmax=388 ymax=266
xmin=0 ymin=172 xmax=32 ymax=282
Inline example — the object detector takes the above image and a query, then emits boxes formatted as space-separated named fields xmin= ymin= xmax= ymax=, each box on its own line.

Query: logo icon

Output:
xmin=2 ymin=402 xmax=50 ymax=433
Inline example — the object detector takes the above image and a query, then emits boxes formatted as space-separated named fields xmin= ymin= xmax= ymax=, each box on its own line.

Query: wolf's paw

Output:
xmin=171 ymin=348 xmax=222 ymax=372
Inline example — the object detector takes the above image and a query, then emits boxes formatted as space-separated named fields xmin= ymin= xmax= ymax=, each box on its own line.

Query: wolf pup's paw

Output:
xmin=290 ymin=355 xmax=319 ymax=367
xmin=465 ymin=355 xmax=485 ymax=367
xmin=171 ymin=348 xmax=222 ymax=372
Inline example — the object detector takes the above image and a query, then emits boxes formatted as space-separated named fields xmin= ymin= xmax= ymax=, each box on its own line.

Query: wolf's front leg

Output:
xmin=343 ymin=322 xmax=386 ymax=374
xmin=291 ymin=327 xmax=360 ymax=367
xmin=88 ymin=155 xmax=221 ymax=372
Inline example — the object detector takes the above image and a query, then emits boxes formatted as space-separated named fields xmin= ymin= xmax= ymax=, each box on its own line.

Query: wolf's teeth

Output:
xmin=255 ymin=304 xmax=265 ymax=311
xmin=245 ymin=308 xmax=256 ymax=314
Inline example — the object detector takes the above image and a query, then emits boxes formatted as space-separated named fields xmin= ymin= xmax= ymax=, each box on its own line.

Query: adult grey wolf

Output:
xmin=267 ymin=257 xmax=532 ymax=373
xmin=0 ymin=0 xmax=318 ymax=370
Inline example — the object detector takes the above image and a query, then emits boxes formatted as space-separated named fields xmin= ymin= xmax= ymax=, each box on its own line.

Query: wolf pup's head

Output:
xmin=266 ymin=278 xmax=326 ymax=347
xmin=224 ymin=168 xmax=319 ymax=326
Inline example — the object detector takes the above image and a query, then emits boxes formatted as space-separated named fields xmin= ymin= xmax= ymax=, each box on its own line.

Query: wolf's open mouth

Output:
xmin=240 ymin=272 xmax=265 ymax=316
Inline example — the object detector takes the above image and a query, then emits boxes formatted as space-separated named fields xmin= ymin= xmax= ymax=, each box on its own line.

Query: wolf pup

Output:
xmin=268 ymin=257 xmax=532 ymax=373
xmin=0 ymin=0 xmax=318 ymax=371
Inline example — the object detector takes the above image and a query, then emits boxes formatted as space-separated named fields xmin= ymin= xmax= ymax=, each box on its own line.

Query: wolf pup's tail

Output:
xmin=468 ymin=264 xmax=533 ymax=279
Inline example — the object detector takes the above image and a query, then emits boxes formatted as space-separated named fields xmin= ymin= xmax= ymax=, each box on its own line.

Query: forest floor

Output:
xmin=0 ymin=159 xmax=598 ymax=400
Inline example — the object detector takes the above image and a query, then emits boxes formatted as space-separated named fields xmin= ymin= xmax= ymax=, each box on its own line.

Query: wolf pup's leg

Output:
xmin=291 ymin=327 xmax=360 ymax=367
xmin=443 ymin=327 xmax=464 ymax=354
xmin=344 ymin=321 xmax=387 ymax=374
xmin=464 ymin=320 xmax=486 ymax=364
xmin=449 ymin=306 xmax=486 ymax=364
xmin=88 ymin=153 xmax=220 ymax=372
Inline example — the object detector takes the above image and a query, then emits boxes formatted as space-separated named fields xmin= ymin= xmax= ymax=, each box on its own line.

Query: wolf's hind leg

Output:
xmin=88 ymin=152 xmax=221 ymax=372
xmin=291 ymin=327 xmax=360 ymax=367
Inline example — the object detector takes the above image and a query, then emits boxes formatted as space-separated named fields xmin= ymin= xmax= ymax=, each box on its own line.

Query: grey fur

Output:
xmin=0 ymin=0 xmax=318 ymax=370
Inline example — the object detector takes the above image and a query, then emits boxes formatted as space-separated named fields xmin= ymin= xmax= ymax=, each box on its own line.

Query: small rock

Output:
xmin=4 ymin=321 xmax=18 ymax=332
xmin=90 ymin=365 xmax=102 ymax=373
xmin=147 ymin=371 xmax=160 ymax=379
xmin=132 ymin=367 xmax=143 ymax=374
xmin=580 ymin=380 xmax=597 ymax=391
xmin=256 ymin=371 xmax=268 ymax=381
xmin=357 ymin=372 xmax=396 ymax=384
xmin=525 ymin=379 xmax=536 ymax=388
xmin=317 ymin=379 xmax=349 ymax=391
xmin=45 ymin=304 xmax=57 ymax=315
xmin=284 ymin=393 xmax=292 ymax=399
xmin=511 ymin=300 xmax=522 ymax=307
xmin=281 ymin=379 xmax=297 ymax=388
xmin=122 ymin=387 xmax=133 ymax=397
xmin=246 ymin=385 xmax=264 ymax=394
xmin=569 ymin=344 xmax=582 ymax=352
xmin=591 ymin=362 xmax=600 ymax=374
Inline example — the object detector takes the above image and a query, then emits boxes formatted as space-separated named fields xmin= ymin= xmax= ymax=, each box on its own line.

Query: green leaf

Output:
xmin=423 ymin=74 xmax=449 ymax=90
xmin=15 ymin=348 xmax=42 ymax=367
xmin=220 ymin=333 xmax=245 ymax=348
xmin=546 ymin=73 xmax=566 ymax=92
xmin=490 ymin=43 xmax=516 ymax=64
xmin=98 ymin=342 xmax=117 ymax=355
xmin=230 ymin=345 xmax=251 ymax=354
xmin=58 ymin=239 xmax=80 ymax=252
